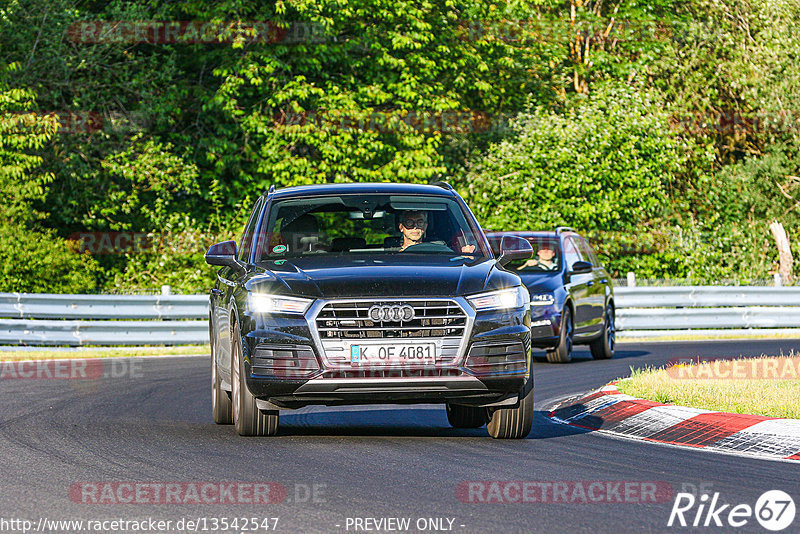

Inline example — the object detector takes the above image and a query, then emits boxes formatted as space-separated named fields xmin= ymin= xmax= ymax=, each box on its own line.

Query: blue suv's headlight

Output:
xmin=530 ymin=293 xmax=555 ymax=306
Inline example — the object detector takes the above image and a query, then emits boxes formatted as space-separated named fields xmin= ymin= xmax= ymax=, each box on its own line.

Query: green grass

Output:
xmin=616 ymin=353 xmax=800 ymax=419
xmin=0 ymin=345 xmax=209 ymax=361
xmin=618 ymin=332 xmax=800 ymax=343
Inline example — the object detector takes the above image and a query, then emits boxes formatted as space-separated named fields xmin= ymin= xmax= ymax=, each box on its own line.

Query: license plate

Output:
xmin=349 ymin=342 xmax=437 ymax=366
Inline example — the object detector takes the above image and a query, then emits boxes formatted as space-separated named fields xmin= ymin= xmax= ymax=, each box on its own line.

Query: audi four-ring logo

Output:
xmin=368 ymin=304 xmax=415 ymax=322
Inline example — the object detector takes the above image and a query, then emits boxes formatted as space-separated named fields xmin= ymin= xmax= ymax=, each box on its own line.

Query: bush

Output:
xmin=0 ymin=222 xmax=100 ymax=293
xmin=460 ymin=84 xmax=685 ymax=233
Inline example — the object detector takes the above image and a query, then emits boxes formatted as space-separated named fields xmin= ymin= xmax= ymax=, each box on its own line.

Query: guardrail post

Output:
xmin=774 ymin=273 xmax=783 ymax=287
xmin=626 ymin=272 xmax=636 ymax=287
xmin=161 ymin=285 xmax=171 ymax=295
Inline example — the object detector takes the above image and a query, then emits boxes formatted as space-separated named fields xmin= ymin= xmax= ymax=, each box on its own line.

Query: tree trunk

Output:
xmin=769 ymin=221 xmax=793 ymax=284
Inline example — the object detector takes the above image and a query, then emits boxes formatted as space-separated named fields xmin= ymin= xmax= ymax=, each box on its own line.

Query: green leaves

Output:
xmin=461 ymin=84 xmax=681 ymax=233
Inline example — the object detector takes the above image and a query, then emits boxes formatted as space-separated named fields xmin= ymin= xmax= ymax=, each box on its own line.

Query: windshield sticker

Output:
xmin=274 ymin=259 xmax=286 ymax=265
xmin=272 ymin=245 xmax=287 ymax=254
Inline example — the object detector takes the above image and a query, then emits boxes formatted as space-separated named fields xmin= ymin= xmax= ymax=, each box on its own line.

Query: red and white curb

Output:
xmin=548 ymin=383 xmax=800 ymax=463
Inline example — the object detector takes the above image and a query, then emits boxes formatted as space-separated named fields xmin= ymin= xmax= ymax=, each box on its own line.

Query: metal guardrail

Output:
xmin=0 ymin=293 xmax=209 ymax=346
xmin=613 ymin=286 xmax=800 ymax=308
xmin=0 ymin=293 xmax=208 ymax=320
xmin=1 ymin=319 xmax=208 ymax=346
xmin=614 ymin=286 xmax=800 ymax=338
xmin=1 ymin=286 xmax=799 ymax=346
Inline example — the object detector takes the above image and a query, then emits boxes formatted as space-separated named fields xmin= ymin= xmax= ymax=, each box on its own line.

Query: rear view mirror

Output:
xmin=205 ymin=240 xmax=243 ymax=271
xmin=497 ymin=235 xmax=533 ymax=267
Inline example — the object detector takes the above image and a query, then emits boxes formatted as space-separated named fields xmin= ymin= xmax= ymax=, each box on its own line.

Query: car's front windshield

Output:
xmin=497 ymin=236 xmax=562 ymax=273
xmin=256 ymin=194 xmax=489 ymax=260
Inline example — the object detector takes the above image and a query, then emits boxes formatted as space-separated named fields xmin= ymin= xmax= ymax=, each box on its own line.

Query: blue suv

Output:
xmin=486 ymin=228 xmax=615 ymax=363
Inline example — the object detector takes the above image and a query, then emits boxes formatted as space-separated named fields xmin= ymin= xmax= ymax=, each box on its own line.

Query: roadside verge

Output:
xmin=547 ymin=383 xmax=800 ymax=463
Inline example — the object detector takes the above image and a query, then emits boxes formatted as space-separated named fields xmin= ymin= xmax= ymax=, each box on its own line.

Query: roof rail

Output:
xmin=556 ymin=226 xmax=575 ymax=234
xmin=263 ymin=184 xmax=276 ymax=196
xmin=431 ymin=180 xmax=454 ymax=190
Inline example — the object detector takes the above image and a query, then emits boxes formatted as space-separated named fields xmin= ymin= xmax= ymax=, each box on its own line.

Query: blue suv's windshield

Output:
xmin=490 ymin=236 xmax=562 ymax=273
xmin=256 ymin=194 xmax=489 ymax=260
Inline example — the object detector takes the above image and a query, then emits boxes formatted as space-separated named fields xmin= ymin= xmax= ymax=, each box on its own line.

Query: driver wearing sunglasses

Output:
xmin=397 ymin=210 xmax=476 ymax=254
xmin=398 ymin=210 xmax=428 ymax=251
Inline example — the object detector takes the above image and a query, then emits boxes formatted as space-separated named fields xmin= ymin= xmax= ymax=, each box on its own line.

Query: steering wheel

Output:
xmin=402 ymin=241 xmax=453 ymax=253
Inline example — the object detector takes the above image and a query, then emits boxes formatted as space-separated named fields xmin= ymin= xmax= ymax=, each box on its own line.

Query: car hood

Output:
xmin=517 ymin=272 xmax=564 ymax=295
xmin=245 ymin=254 xmax=520 ymax=298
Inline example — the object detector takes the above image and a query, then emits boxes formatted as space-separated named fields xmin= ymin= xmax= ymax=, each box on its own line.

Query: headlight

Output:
xmin=530 ymin=293 xmax=555 ymax=306
xmin=248 ymin=293 xmax=313 ymax=315
xmin=467 ymin=287 xmax=528 ymax=311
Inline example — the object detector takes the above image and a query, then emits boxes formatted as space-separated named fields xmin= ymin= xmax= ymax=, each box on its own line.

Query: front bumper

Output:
xmin=529 ymin=305 xmax=560 ymax=349
xmin=240 ymin=296 xmax=531 ymax=409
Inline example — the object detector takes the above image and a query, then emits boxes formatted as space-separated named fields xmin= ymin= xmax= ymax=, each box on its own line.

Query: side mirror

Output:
xmin=569 ymin=260 xmax=593 ymax=275
xmin=205 ymin=240 xmax=244 ymax=271
xmin=497 ymin=235 xmax=533 ymax=267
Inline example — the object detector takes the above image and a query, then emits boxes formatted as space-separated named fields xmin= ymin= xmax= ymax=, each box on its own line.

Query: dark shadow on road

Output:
xmin=525 ymin=411 xmax=594 ymax=439
xmin=533 ymin=349 xmax=650 ymax=363
xmin=196 ymin=407 xmax=599 ymax=439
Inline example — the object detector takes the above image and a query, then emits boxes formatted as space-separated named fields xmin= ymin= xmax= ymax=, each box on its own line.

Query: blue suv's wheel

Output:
xmin=546 ymin=306 xmax=573 ymax=363
xmin=590 ymin=304 xmax=615 ymax=359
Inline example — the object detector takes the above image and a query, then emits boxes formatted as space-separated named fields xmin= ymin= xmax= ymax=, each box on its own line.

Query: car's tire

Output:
xmin=486 ymin=386 xmax=534 ymax=439
xmin=546 ymin=306 xmax=573 ymax=363
xmin=590 ymin=304 xmax=615 ymax=360
xmin=211 ymin=325 xmax=233 ymax=424
xmin=445 ymin=403 xmax=486 ymax=428
xmin=231 ymin=323 xmax=278 ymax=436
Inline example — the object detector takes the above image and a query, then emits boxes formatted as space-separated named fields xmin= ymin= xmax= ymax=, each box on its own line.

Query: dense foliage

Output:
xmin=1 ymin=0 xmax=798 ymax=291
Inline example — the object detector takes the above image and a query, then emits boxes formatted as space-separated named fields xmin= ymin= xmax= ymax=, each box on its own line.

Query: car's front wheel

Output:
xmin=446 ymin=403 xmax=486 ymax=428
xmin=486 ymin=386 xmax=534 ymax=439
xmin=231 ymin=323 xmax=279 ymax=436
xmin=211 ymin=329 xmax=233 ymax=424
xmin=546 ymin=307 xmax=573 ymax=363
xmin=590 ymin=304 xmax=615 ymax=360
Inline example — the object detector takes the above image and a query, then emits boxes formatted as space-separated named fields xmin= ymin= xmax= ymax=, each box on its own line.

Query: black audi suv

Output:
xmin=205 ymin=182 xmax=535 ymax=438
xmin=486 ymin=229 xmax=615 ymax=363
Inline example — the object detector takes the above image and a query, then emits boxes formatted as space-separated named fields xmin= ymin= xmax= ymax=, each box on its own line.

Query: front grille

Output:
xmin=316 ymin=300 xmax=467 ymax=339
xmin=314 ymin=299 xmax=469 ymax=367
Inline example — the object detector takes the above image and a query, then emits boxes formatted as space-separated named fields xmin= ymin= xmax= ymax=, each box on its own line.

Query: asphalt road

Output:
xmin=1 ymin=340 xmax=799 ymax=534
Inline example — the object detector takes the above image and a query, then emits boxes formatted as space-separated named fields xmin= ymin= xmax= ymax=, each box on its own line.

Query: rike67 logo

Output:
xmin=668 ymin=490 xmax=796 ymax=531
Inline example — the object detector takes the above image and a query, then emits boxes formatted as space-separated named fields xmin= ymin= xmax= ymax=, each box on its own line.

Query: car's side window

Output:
xmin=563 ymin=237 xmax=582 ymax=270
xmin=576 ymin=238 xmax=596 ymax=266
xmin=238 ymin=197 xmax=264 ymax=263
xmin=581 ymin=238 xmax=602 ymax=268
